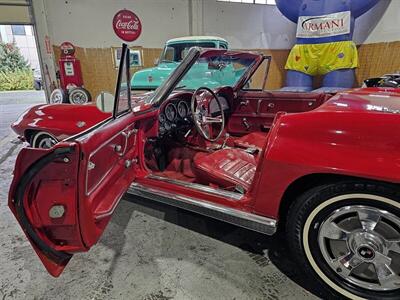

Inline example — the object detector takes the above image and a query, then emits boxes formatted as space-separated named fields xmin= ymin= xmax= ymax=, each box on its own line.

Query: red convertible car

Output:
xmin=9 ymin=44 xmax=400 ymax=299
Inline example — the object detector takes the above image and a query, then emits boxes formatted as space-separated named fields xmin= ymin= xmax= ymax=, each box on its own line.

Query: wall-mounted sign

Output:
xmin=112 ymin=47 xmax=143 ymax=68
xmin=112 ymin=9 xmax=142 ymax=42
xmin=60 ymin=41 xmax=76 ymax=57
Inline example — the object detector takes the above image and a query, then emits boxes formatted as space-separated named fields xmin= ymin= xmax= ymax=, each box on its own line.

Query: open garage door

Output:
xmin=0 ymin=0 xmax=31 ymax=24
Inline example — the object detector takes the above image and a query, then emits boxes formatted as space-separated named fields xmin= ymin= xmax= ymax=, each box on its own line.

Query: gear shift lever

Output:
xmin=221 ymin=133 xmax=230 ymax=149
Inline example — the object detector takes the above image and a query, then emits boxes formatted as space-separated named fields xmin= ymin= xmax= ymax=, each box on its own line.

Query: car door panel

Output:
xmin=228 ymin=90 xmax=327 ymax=135
xmin=8 ymin=113 xmax=139 ymax=277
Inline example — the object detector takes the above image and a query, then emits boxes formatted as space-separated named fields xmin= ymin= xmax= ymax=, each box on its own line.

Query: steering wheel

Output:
xmin=191 ymin=87 xmax=225 ymax=142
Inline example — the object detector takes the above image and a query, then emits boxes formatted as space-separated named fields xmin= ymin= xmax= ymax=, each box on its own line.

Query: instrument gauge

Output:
xmin=164 ymin=121 xmax=172 ymax=131
xmin=177 ymin=101 xmax=189 ymax=118
xmin=159 ymin=113 xmax=166 ymax=123
xmin=165 ymin=103 xmax=177 ymax=122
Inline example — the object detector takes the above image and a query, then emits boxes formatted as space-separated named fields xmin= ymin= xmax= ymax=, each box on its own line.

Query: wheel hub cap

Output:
xmin=318 ymin=205 xmax=400 ymax=291
xmin=357 ymin=245 xmax=375 ymax=260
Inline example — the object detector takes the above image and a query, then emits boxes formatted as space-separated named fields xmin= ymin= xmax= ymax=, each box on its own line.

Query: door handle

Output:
xmin=242 ymin=118 xmax=251 ymax=130
xmin=239 ymin=100 xmax=249 ymax=107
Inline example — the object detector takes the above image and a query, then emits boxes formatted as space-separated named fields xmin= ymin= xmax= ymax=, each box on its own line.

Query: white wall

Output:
xmin=202 ymin=0 xmax=394 ymax=49
xmin=363 ymin=0 xmax=400 ymax=44
xmin=36 ymin=0 xmax=399 ymax=50
xmin=31 ymin=0 xmax=399 ymax=99
xmin=43 ymin=0 xmax=190 ymax=48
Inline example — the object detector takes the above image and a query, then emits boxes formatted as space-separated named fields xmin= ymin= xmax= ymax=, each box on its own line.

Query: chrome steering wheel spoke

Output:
xmin=191 ymin=87 xmax=225 ymax=142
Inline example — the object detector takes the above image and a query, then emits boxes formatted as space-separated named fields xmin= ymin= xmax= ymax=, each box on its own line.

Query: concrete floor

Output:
xmin=0 ymin=91 xmax=321 ymax=300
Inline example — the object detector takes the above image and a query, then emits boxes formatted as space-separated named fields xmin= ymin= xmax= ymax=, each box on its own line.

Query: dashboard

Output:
xmin=158 ymin=92 xmax=231 ymax=138
xmin=158 ymin=98 xmax=192 ymax=136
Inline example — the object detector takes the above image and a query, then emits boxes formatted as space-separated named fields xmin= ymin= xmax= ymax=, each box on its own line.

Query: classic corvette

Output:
xmin=9 ymin=44 xmax=400 ymax=299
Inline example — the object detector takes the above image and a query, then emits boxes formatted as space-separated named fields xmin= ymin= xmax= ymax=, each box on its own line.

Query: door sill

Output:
xmin=127 ymin=182 xmax=277 ymax=235
xmin=147 ymin=174 xmax=244 ymax=201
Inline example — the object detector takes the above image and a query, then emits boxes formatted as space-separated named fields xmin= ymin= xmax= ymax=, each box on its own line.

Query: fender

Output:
xmin=11 ymin=104 xmax=111 ymax=141
xmin=252 ymin=90 xmax=400 ymax=218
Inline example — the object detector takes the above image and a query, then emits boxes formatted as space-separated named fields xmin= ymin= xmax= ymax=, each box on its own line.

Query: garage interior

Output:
xmin=1 ymin=0 xmax=400 ymax=299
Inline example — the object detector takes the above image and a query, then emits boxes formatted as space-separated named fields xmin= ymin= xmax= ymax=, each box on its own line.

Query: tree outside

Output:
xmin=0 ymin=42 xmax=33 ymax=91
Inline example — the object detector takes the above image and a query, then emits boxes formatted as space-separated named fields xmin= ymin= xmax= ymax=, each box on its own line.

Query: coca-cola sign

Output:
xmin=112 ymin=9 xmax=142 ymax=42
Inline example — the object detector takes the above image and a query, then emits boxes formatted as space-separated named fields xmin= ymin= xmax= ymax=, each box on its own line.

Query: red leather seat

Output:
xmin=193 ymin=148 xmax=256 ymax=190
xmin=234 ymin=132 xmax=268 ymax=151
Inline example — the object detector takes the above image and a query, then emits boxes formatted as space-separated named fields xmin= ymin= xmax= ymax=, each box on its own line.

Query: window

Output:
xmin=217 ymin=0 xmax=276 ymax=4
xmin=11 ymin=25 xmax=26 ymax=36
xmin=243 ymin=57 xmax=271 ymax=90
xmin=114 ymin=46 xmax=131 ymax=117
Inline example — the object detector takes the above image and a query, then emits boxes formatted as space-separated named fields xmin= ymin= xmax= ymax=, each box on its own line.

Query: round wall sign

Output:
xmin=60 ymin=42 xmax=75 ymax=57
xmin=112 ymin=9 xmax=142 ymax=42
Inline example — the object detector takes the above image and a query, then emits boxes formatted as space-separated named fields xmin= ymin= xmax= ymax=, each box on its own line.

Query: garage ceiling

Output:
xmin=0 ymin=0 xmax=31 ymax=24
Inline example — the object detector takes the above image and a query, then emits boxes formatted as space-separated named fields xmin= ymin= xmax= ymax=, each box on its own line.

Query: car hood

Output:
xmin=131 ymin=62 xmax=178 ymax=89
xmin=11 ymin=103 xmax=111 ymax=139
xmin=318 ymin=88 xmax=400 ymax=114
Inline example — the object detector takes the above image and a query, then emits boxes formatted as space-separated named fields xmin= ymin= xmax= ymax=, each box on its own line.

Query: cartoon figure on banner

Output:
xmin=276 ymin=0 xmax=379 ymax=92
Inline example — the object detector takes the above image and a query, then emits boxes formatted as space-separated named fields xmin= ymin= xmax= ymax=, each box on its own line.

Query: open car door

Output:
xmin=8 ymin=44 xmax=138 ymax=277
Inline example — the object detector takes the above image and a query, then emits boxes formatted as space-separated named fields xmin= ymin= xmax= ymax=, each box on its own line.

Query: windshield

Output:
xmin=147 ymin=48 xmax=261 ymax=105
xmin=161 ymin=42 xmax=220 ymax=63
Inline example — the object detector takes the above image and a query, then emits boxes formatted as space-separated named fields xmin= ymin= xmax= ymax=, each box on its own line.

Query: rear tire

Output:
xmin=286 ymin=181 xmax=400 ymax=299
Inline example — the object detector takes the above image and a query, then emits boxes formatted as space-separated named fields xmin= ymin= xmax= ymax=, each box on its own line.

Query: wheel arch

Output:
xmin=24 ymin=129 xmax=39 ymax=144
xmin=277 ymin=173 xmax=400 ymax=231
xmin=25 ymin=129 xmax=59 ymax=146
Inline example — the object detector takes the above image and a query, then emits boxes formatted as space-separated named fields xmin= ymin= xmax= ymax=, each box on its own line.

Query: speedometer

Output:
xmin=165 ymin=103 xmax=177 ymax=121
xmin=177 ymin=101 xmax=189 ymax=118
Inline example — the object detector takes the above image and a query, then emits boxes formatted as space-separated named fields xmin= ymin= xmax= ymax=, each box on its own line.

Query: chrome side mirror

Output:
xmin=95 ymin=92 xmax=114 ymax=113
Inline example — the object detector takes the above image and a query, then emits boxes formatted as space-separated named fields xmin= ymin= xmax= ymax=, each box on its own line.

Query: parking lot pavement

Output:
xmin=0 ymin=91 xmax=320 ymax=300
xmin=0 ymin=90 xmax=46 ymax=142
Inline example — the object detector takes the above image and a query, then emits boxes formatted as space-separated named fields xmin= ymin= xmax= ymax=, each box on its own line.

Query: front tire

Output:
xmin=30 ymin=131 xmax=58 ymax=148
xmin=286 ymin=181 xmax=400 ymax=299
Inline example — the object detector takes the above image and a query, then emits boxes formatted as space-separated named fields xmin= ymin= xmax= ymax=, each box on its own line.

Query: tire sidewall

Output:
xmin=49 ymin=88 xmax=68 ymax=104
xmin=288 ymin=182 xmax=400 ymax=300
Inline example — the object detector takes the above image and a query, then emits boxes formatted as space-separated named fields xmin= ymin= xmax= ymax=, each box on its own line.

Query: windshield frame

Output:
xmin=147 ymin=48 xmax=263 ymax=106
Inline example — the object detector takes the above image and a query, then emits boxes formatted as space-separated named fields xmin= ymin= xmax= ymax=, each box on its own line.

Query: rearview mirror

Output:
xmin=95 ymin=92 xmax=114 ymax=113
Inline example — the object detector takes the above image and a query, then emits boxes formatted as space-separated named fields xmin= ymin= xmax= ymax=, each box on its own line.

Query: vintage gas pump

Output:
xmin=49 ymin=42 xmax=91 ymax=104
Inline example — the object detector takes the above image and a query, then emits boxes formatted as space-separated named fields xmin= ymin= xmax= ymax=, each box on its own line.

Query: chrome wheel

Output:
xmin=68 ymin=87 xmax=90 ymax=104
xmin=318 ymin=205 xmax=400 ymax=291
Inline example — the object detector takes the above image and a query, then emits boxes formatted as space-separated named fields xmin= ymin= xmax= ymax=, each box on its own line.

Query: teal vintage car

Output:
xmin=131 ymin=36 xmax=232 ymax=90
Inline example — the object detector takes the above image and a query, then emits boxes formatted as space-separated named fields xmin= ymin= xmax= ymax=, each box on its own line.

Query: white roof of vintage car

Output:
xmin=166 ymin=36 xmax=228 ymax=44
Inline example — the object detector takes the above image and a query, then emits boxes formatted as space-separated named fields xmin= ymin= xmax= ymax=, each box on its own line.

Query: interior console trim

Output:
xmin=127 ymin=182 xmax=277 ymax=235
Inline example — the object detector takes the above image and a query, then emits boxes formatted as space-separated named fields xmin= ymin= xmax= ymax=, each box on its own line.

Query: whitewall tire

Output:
xmin=287 ymin=181 xmax=400 ymax=299
xmin=30 ymin=131 xmax=58 ymax=149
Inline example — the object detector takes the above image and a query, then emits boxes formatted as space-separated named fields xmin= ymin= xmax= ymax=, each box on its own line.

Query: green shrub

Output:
xmin=0 ymin=70 xmax=34 ymax=91
xmin=0 ymin=42 xmax=30 ymax=72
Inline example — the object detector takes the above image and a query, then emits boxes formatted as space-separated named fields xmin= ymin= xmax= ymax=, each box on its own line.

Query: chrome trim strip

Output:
xmin=127 ymin=182 xmax=277 ymax=235
xmin=147 ymin=174 xmax=243 ymax=201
